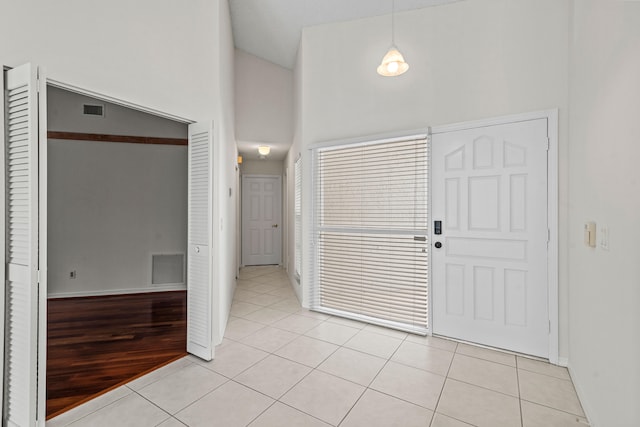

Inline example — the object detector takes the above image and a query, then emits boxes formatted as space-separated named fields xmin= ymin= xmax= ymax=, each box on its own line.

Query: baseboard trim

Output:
xmin=557 ymin=356 xmax=569 ymax=367
xmin=567 ymin=363 xmax=596 ymax=426
xmin=287 ymin=273 xmax=303 ymax=303
xmin=48 ymin=285 xmax=187 ymax=299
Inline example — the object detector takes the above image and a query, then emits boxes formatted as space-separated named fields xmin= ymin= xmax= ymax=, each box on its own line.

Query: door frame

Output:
xmin=241 ymin=174 xmax=283 ymax=266
xmin=429 ymin=109 xmax=559 ymax=364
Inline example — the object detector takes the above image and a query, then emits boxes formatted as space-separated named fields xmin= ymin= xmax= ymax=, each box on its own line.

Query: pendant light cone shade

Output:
xmin=257 ymin=145 xmax=271 ymax=156
xmin=377 ymin=0 xmax=409 ymax=77
xmin=377 ymin=46 xmax=409 ymax=76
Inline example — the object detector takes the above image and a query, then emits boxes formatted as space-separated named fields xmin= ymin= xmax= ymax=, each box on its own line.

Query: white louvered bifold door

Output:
xmin=187 ymin=122 xmax=214 ymax=361
xmin=3 ymin=63 xmax=46 ymax=427
xmin=311 ymin=135 xmax=429 ymax=334
xmin=294 ymin=156 xmax=302 ymax=279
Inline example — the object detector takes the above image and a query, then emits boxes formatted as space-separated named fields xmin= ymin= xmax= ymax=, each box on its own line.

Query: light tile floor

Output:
xmin=48 ymin=266 xmax=589 ymax=427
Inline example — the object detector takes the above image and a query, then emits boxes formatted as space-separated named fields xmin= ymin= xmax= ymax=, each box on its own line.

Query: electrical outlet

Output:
xmin=69 ymin=270 xmax=77 ymax=279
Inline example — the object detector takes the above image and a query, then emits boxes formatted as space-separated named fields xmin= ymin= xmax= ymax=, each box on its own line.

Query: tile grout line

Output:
xmin=247 ymin=314 xmax=340 ymax=426
xmin=427 ymin=338 xmax=456 ymax=427
xmin=238 ymin=268 xmax=573 ymax=426
xmin=237 ymin=391 xmax=279 ymax=427
xmin=60 ymin=267 xmax=581 ymax=426
xmin=519 ymin=398 xmax=589 ymax=419
xmin=126 ymin=388 xmax=176 ymax=426
xmin=230 ymin=309 xmax=343 ymax=425
xmin=235 ymin=303 xmax=410 ymax=426
xmin=52 ymin=389 xmax=134 ymax=427
xmin=516 ymin=355 xmax=525 ymax=427
xmin=274 ymin=401 xmax=334 ymax=426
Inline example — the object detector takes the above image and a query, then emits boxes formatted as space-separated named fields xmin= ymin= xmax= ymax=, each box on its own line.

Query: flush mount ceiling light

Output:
xmin=377 ymin=0 xmax=409 ymax=77
xmin=257 ymin=145 xmax=271 ymax=156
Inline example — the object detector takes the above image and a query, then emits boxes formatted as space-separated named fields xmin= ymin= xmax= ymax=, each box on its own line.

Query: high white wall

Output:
xmin=567 ymin=2 xmax=640 ymax=425
xmin=48 ymin=140 xmax=187 ymax=297
xmin=295 ymin=0 xmax=571 ymax=355
xmin=284 ymin=44 xmax=305 ymax=302
xmin=47 ymin=87 xmax=188 ymax=297
xmin=212 ymin=0 xmax=239 ymax=344
xmin=235 ymin=50 xmax=294 ymax=160
xmin=301 ymin=0 xmax=569 ymax=143
xmin=0 ymin=0 xmax=219 ymax=122
xmin=234 ymin=49 xmax=293 ymax=279
xmin=239 ymin=159 xmax=284 ymax=176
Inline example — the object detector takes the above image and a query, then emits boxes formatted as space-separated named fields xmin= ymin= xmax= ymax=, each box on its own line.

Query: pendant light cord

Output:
xmin=391 ymin=0 xmax=396 ymax=45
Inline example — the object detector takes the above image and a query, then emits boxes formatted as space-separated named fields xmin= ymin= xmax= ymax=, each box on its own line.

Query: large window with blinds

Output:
xmin=311 ymin=135 xmax=429 ymax=334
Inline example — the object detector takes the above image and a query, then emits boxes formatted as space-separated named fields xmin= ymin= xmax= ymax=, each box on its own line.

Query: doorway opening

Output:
xmin=45 ymin=86 xmax=190 ymax=418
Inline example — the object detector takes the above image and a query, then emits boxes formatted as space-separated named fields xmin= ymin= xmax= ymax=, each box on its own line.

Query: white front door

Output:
xmin=431 ymin=118 xmax=549 ymax=357
xmin=242 ymin=175 xmax=282 ymax=266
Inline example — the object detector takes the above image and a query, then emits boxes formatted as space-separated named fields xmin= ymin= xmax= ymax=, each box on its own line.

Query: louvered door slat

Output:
xmin=3 ymin=63 xmax=43 ymax=427
xmin=186 ymin=122 xmax=214 ymax=361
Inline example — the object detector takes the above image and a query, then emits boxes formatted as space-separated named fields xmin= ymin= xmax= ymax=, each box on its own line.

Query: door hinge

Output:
xmin=546 ymin=137 xmax=550 ymax=151
xmin=37 ymin=73 xmax=43 ymax=93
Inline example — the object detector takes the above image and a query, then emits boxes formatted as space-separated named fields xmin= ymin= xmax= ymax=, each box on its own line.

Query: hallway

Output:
xmin=47 ymin=266 xmax=586 ymax=427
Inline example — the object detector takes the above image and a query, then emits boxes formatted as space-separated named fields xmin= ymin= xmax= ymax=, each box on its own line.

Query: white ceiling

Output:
xmin=229 ymin=0 xmax=462 ymax=70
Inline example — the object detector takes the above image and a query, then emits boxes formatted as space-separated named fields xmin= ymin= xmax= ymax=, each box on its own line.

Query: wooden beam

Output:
xmin=47 ymin=131 xmax=187 ymax=146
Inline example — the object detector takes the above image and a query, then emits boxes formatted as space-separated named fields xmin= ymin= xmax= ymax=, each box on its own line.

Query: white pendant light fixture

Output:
xmin=377 ymin=0 xmax=409 ymax=77
xmin=257 ymin=145 xmax=271 ymax=156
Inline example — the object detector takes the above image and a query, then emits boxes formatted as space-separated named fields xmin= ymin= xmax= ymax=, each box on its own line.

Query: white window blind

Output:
xmin=294 ymin=155 xmax=302 ymax=279
xmin=311 ymin=136 xmax=429 ymax=334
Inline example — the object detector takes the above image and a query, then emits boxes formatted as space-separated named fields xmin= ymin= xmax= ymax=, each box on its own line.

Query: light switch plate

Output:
xmin=584 ymin=222 xmax=596 ymax=248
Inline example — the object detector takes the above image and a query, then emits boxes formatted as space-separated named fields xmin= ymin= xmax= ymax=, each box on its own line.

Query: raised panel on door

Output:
xmin=432 ymin=118 xmax=549 ymax=358
xmin=242 ymin=175 xmax=282 ymax=266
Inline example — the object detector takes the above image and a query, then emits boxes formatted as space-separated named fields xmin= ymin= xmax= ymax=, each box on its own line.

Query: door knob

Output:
xmin=272 ymin=224 xmax=279 ymax=228
xmin=434 ymin=242 xmax=442 ymax=249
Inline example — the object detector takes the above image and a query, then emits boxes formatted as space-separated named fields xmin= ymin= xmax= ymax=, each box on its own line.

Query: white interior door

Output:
xmin=187 ymin=121 xmax=214 ymax=361
xmin=242 ymin=175 xmax=282 ymax=266
xmin=431 ymin=118 xmax=549 ymax=357
xmin=2 ymin=63 xmax=47 ymax=426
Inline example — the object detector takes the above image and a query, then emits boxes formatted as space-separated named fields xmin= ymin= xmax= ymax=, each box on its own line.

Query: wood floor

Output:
xmin=46 ymin=291 xmax=187 ymax=419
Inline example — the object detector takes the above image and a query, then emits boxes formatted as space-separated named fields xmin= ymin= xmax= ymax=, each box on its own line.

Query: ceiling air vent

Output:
xmin=83 ymin=103 xmax=105 ymax=117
